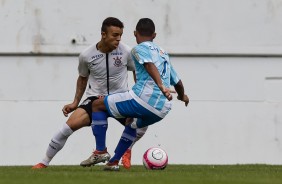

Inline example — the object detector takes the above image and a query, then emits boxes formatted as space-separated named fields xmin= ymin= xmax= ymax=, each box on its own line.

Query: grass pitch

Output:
xmin=1 ymin=165 xmax=282 ymax=184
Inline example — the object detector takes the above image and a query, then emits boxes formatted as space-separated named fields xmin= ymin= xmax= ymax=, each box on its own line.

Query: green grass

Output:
xmin=1 ymin=165 xmax=282 ymax=184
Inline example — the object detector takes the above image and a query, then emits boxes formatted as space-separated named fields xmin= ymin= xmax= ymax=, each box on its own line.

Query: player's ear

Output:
xmin=152 ymin=32 xmax=156 ymax=39
xmin=134 ymin=31 xmax=137 ymax=37
xmin=101 ymin=31 xmax=107 ymax=39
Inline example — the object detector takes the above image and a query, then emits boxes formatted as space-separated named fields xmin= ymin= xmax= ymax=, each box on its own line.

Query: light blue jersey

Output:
xmin=131 ymin=41 xmax=180 ymax=112
xmin=104 ymin=41 xmax=181 ymax=127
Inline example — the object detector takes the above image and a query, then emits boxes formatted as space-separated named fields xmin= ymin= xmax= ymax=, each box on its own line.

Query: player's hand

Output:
xmin=177 ymin=94 xmax=189 ymax=107
xmin=62 ymin=103 xmax=77 ymax=117
xmin=160 ymin=85 xmax=173 ymax=101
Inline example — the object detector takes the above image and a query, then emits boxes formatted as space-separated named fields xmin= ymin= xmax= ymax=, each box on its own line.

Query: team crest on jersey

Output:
xmin=113 ymin=56 xmax=123 ymax=67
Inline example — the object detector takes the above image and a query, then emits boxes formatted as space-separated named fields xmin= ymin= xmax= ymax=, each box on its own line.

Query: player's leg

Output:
xmin=104 ymin=125 xmax=136 ymax=171
xmin=102 ymin=92 xmax=140 ymax=171
xmin=104 ymin=92 xmax=166 ymax=170
xmin=43 ymin=109 xmax=89 ymax=164
xmin=91 ymin=97 xmax=108 ymax=152
xmin=32 ymin=108 xmax=90 ymax=169
xmin=80 ymin=98 xmax=110 ymax=167
xmin=121 ymin=124 xmax=148 ymax=169
xmin=91 ymin=111 xmax=108 ymax=151
xmin=87 ymin=91 xmax=159 ymax=170
xmin=130 ymin=125 xmax=148 ymax=149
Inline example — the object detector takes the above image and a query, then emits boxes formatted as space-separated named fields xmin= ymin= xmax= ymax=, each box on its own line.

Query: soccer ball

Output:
xmin=143 ymin=147 xmax=168 ymax=170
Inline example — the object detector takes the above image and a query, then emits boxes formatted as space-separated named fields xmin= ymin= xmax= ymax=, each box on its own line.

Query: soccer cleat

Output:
xmin=31 ymin=163 xmax=47 ymax=169
xmin=80 ymin=149 xmax=111 ymax=167
xmin=104 ymin=160 xmax=120 ymax=171
xmin=121 ymin=149 xmax=131 ymax=169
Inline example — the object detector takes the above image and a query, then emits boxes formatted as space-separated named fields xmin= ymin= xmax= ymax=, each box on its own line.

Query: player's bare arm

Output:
xmin=62 ymin=75 xmax=88 ymax=116
xmin=143 ymin=62 xmax=172 ymax=101
xmin=174 ymin=80 xmax=189 ymax=106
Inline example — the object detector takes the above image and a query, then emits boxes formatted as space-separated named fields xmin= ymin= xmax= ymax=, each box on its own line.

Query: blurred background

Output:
xmin=0 ymin=0 xmax=282 ymax=166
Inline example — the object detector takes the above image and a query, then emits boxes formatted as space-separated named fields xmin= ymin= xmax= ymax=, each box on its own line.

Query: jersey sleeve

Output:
xmin=131 ymin=44 xmax=152 ymax=64
xmin=78 ymin=53 xmax=89 ymax=77
xmin=170 ymin=64 xmax=180 ymax=86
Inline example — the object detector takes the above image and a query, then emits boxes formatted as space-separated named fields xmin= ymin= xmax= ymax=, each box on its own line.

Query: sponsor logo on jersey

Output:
xmin=149 ymin=45 xmax=158 ymax=51
xmin=90 ymin=54 xmax=103 ymax=62
xmin=89 ymin=54 xmax=103 ymax=67
xmin=89 ymin=62 xmax=98 ymax=68
xmin=111 ymin=52 xmax=123 ymax=55
xmin=113 ymin=56 xmax=123 ymax=67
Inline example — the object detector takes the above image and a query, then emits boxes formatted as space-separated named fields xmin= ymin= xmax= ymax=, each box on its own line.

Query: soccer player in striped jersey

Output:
xmin=82 ymin=18 xmax=189 ymax=171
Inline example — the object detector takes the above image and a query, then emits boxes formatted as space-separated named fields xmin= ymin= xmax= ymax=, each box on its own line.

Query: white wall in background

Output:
xmin=0 ymin=0 xmax=282 ymax=54
xmin=0 ymin=0 xmax=282 ymax=166
xmin=0 ymin=57 xmax=282 ymax=165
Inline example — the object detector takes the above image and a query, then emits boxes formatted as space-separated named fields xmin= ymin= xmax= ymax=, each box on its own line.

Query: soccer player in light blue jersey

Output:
xmin=81 ymin=18 xmax=189 ymax=171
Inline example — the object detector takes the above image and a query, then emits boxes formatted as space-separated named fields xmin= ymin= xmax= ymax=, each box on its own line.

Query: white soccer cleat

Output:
xmin=80 ymin=149 xmax=111 ymax=167
xmin=103 ymin=160 xmax=120 ymax=171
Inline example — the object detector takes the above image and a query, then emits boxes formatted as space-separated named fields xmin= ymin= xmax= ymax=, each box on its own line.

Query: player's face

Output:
xmin=102 ymin=26 xmax=123 ymax=50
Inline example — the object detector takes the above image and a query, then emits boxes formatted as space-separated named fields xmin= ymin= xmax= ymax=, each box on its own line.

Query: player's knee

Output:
xmin=66 ymin=120 xmax=84 ymax=131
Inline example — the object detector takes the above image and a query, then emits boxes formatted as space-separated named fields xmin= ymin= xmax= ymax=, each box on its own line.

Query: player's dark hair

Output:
xmin=136 ymin=18 xmax=155 ymax=36
xmin=101 ymin=17 xmax=124 ymax=33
